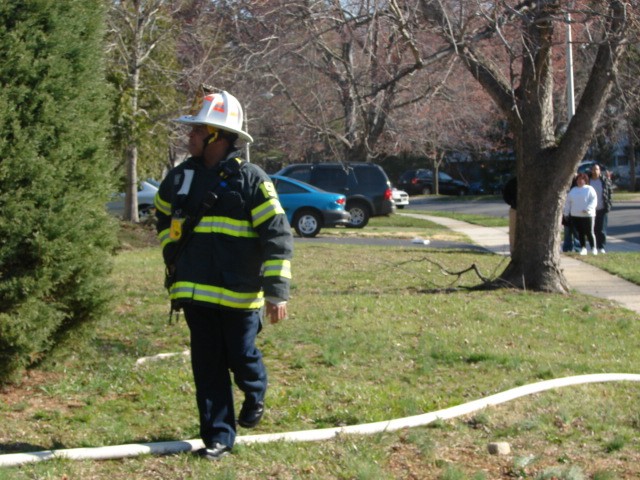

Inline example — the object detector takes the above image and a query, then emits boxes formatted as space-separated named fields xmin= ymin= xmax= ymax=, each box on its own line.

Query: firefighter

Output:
xmin=154 ymin=90 xmax=293 ymax=460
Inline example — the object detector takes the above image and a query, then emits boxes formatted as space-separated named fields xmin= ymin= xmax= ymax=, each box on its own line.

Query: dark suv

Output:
xmin=276 ymin=163 xmax=395 ymax=228
xmin=398 ymin=169 xmax=469 ymax=196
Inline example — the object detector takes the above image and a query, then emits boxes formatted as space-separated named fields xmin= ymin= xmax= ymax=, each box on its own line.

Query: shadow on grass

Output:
xmin=0 ymin=442 xmax=56 ymax=454
xmin=92 ymin=338 xmax=146 ymax=358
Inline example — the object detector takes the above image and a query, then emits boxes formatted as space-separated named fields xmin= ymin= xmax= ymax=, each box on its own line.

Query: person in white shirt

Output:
xmin=563 ymin=172 xmax=598 ymax=255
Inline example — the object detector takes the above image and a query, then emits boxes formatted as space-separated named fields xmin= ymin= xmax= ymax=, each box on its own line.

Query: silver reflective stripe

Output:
xmin=177 ymin=169 xmax=194 ymax=195
xmin=195 ymin=217 xmax=257 ymax=236
xmin=170 ymin=282 xmax=264 ymax=309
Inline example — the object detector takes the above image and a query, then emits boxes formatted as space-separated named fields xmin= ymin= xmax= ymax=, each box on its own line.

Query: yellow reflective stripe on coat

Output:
xmin=158 ymin=228 xmax=174 ymax=248
xmin=252 ymin=198 xmax=285 ymax=227
xmin=169 ymin=281 xmax=264 ymax=309
xmin=263 ymin=259 xmax=291 ymax=279
xmin=260 ymin=181 xmax=278 ymax=199
xmin=154 ymin=192 xmax=171 ymax=216
xmin=193 ymin=216 xmax=259 ymax=238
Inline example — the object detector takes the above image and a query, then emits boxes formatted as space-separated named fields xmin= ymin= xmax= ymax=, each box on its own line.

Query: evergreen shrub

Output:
xmin=0 ymin=0 xmax=116 ymax=383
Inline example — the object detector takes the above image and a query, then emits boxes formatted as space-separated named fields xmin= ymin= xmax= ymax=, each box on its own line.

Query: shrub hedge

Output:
xmin=0 ymin=0 xmax=116 ymax=383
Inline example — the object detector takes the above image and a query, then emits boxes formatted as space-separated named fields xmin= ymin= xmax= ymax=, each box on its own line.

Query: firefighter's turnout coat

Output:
xmin=154 ymin=152 xmax=293 ymax=311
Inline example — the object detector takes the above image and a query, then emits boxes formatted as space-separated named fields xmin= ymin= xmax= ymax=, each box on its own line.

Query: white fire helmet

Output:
xmin=173 ymin=90 xmax=253 ymax=143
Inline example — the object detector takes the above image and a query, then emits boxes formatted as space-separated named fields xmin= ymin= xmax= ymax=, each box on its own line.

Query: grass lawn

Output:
xmin=611 ymin=191 xmax=640 ymax=201
xmin=0 ymin=218 xmax=639 ymax=480
xmin=401 ymin=209 xmax=509 ymax=229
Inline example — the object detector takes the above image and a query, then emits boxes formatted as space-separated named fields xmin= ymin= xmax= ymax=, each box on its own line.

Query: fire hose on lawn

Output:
xmin=1 ymin=373 xmax=639 ymax=468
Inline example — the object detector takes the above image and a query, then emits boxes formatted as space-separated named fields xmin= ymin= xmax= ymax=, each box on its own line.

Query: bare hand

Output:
xmin=266 ymin=301 xmax=288 ymax=324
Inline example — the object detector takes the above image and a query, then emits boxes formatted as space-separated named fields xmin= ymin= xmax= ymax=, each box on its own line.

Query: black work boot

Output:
xmin=238 ymin=401 xmax=264 ymax=428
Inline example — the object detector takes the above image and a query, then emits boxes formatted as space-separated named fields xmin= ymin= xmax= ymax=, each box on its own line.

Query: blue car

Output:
xmin=270 ymin=175 xmax=351 ymax=237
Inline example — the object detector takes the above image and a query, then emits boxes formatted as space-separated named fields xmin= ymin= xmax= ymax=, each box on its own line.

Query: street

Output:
xmin=408 ymin=196 xmax=640 ymax=246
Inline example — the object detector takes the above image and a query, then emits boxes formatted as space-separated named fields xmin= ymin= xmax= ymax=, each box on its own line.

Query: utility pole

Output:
xmin=566 ymin=11 xmax=575 ymax=122
xmin=244 ymin=104 xmax=251 ymax=163
xmin=243 ymin=92 xmax=274 ymax=164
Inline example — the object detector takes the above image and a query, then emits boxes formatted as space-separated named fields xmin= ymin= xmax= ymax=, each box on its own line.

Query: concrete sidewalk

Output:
xmin=400 ymin=213 xmax=640 ymax=315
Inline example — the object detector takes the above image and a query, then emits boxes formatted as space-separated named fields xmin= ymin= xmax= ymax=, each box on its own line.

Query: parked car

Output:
xmin=276 ymin=162 xmax=395 ymax=228
xmin=107 ymin=180 xmax=158 ymax=219
xmin=468 ymin=181 xmax=486 ymax=195
xmin=468 ymin=180 xmax=505 ymax=195
xmin=397 ymin=169 xmax=470 ymax=196
xmin=270 ymin=175 xmax=351 ymax=237
xmin=392 ymin=188 xmax=409 ymax=208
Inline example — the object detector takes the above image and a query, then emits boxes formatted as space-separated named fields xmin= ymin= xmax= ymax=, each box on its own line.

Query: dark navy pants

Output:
xmin=594 ymin=209 xmax=608 ymax=249
xmin=183 ymin=304 xmax=267 ymax=448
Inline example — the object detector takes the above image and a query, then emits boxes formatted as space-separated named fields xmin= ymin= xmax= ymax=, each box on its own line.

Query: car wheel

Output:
xmin=138 ymin=204 xmax=155 ymax=221
xmin=294 ymin=210 xmax=322 ymax=237
xmin=347 ymin=202 xmax=370 ymax=228
xmin=457 ymin=188 xmax=467 ymax=196
xmin=421 ymin=186 xmax=432 ymax=195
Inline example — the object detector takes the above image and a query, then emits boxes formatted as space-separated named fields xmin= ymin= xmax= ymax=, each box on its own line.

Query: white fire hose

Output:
xmin=1 ymin=373 xmax=638 ymax=468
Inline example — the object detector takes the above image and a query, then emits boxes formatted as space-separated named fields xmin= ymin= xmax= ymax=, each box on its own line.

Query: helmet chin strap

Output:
xmin=202 ymin=127 xmax=219 ymax=151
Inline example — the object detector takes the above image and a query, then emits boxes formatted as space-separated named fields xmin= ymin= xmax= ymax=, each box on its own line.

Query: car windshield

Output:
xmin=285 ymin=167 xmax=311 ymax=183
xmin=274 ymin=179 xmax=306 ymax=194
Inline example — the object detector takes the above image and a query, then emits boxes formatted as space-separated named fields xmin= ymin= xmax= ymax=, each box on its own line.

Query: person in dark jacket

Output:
xmin=154 ymin=90 xmax=293 ymax=461
xmin=502 ymin=176 xmax=517 ymax=254
xmin=589 ymin=164 xmax=613 ymax=253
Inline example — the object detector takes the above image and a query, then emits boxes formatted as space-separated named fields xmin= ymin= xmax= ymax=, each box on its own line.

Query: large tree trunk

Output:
xmin=497 ymin=2 xmax=570 ymax=292
xmin=502 ymin=150 xmax=571 ymax=292
xmin=124 ymin=144 xmax=139 ymax=222
xmin=419 ymin=0 xmax=630 ymax=292
xmin=123 ymin=64 xmax=140 ymax=222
